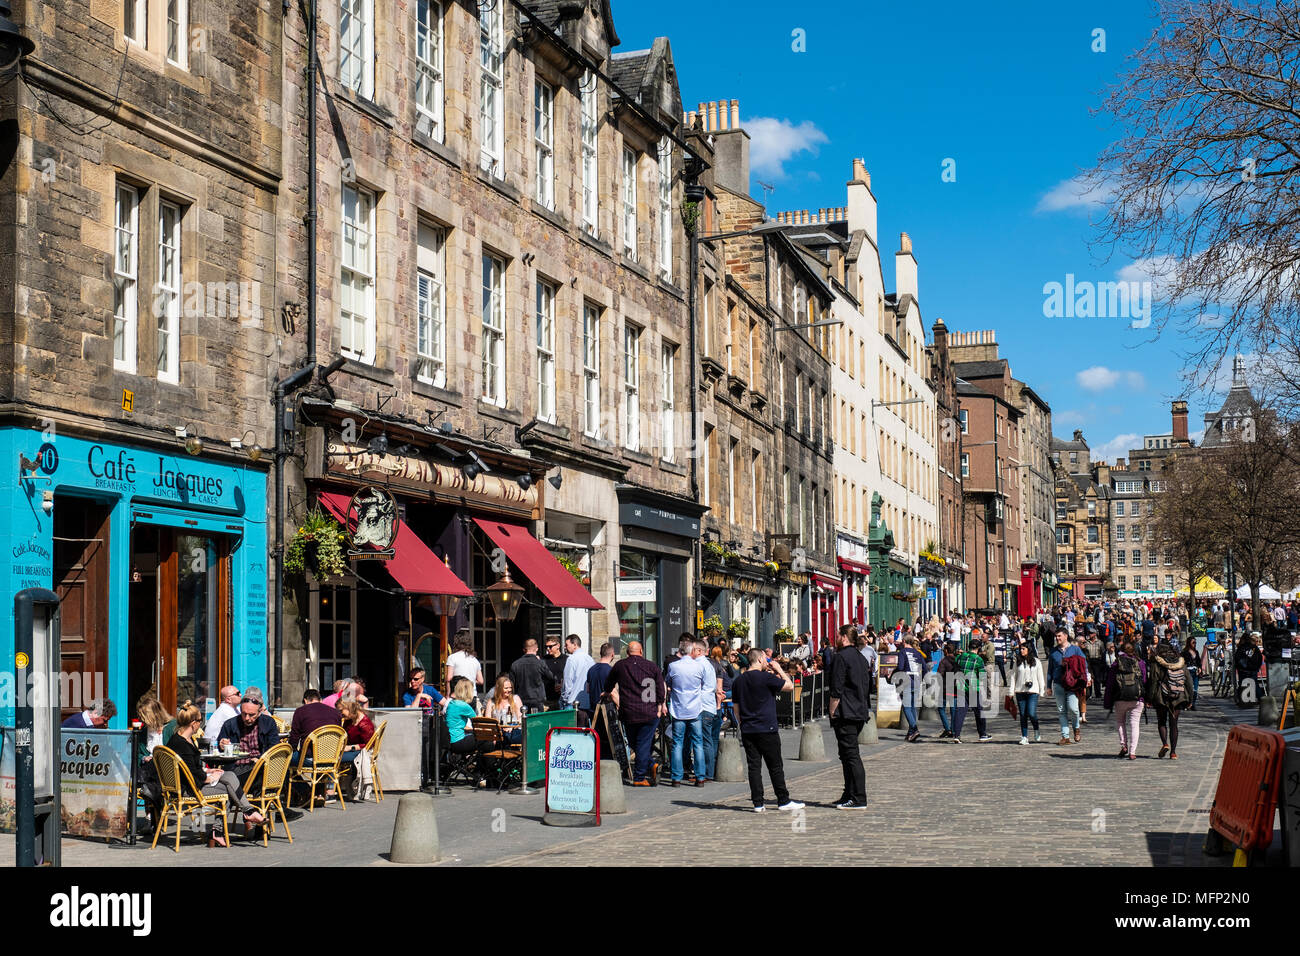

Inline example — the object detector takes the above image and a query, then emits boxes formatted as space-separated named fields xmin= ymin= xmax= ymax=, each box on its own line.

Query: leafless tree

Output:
xmin=1087 ymin=1 xmax=1300 ymax=419
xmin=1150 ymin=452 xmax=1220 ymax=614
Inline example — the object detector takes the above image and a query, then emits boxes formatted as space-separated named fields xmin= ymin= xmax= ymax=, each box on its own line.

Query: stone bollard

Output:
xmin=715 ymin=735 xmax=745 ymax=782
xmin=1257 ymin=696 xmax=1280 ymax=728
xmin=389 ymin=792 xmax=439 ymax=864
xmin=797 ymin=721 xmax=827 ymax=761
xmin=859 ymin=713 xmax=879 ymax=744
xmin=919 ymin=704 xmax=939 ymax=722
xmin=599 ymin=760 xmax=626 ymax=814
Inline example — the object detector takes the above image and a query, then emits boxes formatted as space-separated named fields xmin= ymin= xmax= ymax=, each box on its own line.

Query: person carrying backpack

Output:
xmin=1084 ymin=630 xmax=1105 ymax=702
xmin=1104 ymin=641 xmax=1147 ymax=759
xmin=1147 ymin=641 xmax=1190 ymax=759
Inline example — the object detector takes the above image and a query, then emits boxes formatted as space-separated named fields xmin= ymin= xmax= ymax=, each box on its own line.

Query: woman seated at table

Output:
xmin=446 ymin=678 xmax=481 ymax=759
xmin=486 ymin=675 xmax=524 ymax=745
xmin=339 ymin=699 xmax=374 ymax=760
xmin=166 ymin=700 xmax=264 ymax=846
xmin=135 ymin=692 xmax=176 ymax=763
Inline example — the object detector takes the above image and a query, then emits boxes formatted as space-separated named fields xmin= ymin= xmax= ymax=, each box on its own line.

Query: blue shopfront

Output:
xmin=1 ymin=428 xmax=267 ymax=728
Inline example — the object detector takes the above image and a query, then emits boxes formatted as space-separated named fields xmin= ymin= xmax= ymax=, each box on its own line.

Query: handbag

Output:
xmin=1003 ymin=694 xmax=1019 ymax=719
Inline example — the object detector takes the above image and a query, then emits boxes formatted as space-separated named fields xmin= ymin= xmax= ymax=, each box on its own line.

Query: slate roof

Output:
xmin=952 ymin=359 xmax=1006 ymax=379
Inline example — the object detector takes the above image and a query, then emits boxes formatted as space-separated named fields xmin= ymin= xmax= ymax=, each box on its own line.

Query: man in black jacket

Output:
xmin=828 ymin=624 xmax=871 ymax=810
xmin=510 ymin=639 xmax=552 ymax=711
xmin=219 ymin=695 xmax=281 ymax=784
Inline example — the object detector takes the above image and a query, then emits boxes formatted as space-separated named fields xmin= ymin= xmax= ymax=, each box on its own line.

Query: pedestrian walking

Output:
xmin=895 ymin=636 xmax=928 ymax=742
xmin=936 ymin=641 xmax=959 ymax=738
xmin=1009 ymin=643 xmax=1045 ymax=744
xmin=953 ymin=637 xmax=990 ymax=742
xmin=1181 ymin=636 xmax=1201 ymax=710
xmin=1148 ymin=641 xmax=1191 ymax=759
xmin=1104 ymin=640 xmax=1147 ymax=759
xmin=1047 ymin=629 xmax=1086 ymax=745
xmin=667 ymin=639 xmax=713 ymax=787
xmin=828 ymin=626 xmax=870 ymax=809
xmin=731 ymin=650 xmax=803 ymax=812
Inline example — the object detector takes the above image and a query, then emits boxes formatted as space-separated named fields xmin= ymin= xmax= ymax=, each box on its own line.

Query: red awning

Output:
xmin=473 ymin=517 xmax=603 ymax=610
xmin=837 ymin=557 xmax=872 ymax=576
xmin=318 ymin=492 xmax=472 ymax=597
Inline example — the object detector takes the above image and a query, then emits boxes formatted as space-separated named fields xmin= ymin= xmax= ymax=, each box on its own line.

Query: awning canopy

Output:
xmin=473 ymin=517 xmax=603 ymax=610
xmin=318 ymin=492 xmax=472 ymax=596
xmin=1236 ymin=583 xmax=1281 ymax=600
xmin=1174 ymin=575 xmax=1226 ymax=597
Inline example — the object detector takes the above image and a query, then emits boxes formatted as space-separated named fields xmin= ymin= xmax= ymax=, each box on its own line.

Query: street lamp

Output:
xmin=0 ymin=3 xmax=34 ymax=71
xmin=484 ymin=567 xmax=525 ymax=623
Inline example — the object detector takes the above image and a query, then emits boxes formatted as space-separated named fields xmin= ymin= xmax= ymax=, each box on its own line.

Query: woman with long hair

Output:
xmin=1148 ymin=641 xmax=1191 ymax=759
xmin=444 ymin=629 xmax=484 ymax=694
xmin=486 ymin=674 xmax=524 ymax=744
xmin=1010 ymin=642 xmax=1045 ymax=744
xmin=1104 ymin=641 xmax=1147 ymax=759
xmin=135 ymin=692 xmax=175 ymax=763
xmin=166 ymin=700 xmax=264 ymax=846
xmin=1180 ymin=636 xmax=1201 ymax=710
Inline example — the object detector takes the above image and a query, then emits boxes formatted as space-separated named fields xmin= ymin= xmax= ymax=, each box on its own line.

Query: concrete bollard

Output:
xmin=919 ymin=704 xmax=939 ymax=722
xmin=716 ymin=735 xmax=745 ymax=782
xmin=859 ymin=713 xmax=878 ymax=744
xmin=599 ymin=760 xmax=626 ymax=814
xmin=797 ymin=721 xmax=827 ymax=761
xmin=389 ymin=792 xmax=439 ymax=864
xmin=1257 ymin=696 xmax=1280 ymax=728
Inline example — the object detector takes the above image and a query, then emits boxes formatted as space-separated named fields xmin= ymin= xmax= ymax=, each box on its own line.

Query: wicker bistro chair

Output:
xmin=338 ymin=719 xmax=388 ymax=801
xmin=471 ymin=717 xmax=523 ymax=793
xmin=290 ymin=725 xmax=348 ymax=812
xmin=149 ymin=745 xmax=230 ymax=852
xmin=268 ymin=712 xmax=289 ymax=734
xmin=242 ymin=741 xmax=294 ymax=845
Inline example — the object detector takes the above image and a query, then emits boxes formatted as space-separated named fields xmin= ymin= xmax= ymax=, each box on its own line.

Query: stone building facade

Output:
xmin=274 ymin=0 xmax=703 ymax=700
xmin=1 ymin=0 xmax=282 ymax=724
xmin=1012 ymin=378 xmax=1057 ymax=615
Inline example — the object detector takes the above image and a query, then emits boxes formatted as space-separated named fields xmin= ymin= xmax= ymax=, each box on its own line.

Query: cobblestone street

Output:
xmin=4 ymin=693 xmax=1253 ymax=868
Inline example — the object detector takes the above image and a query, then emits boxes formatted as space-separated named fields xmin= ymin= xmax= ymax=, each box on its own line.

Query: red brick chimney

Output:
xmin=1172 ymin=400 xmax=1188 ymax=442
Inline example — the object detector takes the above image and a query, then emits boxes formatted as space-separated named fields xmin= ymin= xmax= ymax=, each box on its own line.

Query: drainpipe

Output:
xmin=272 ymin=364 xmax=314 ymax=706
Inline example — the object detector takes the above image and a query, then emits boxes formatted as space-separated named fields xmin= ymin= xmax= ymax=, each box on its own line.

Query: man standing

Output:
xmin=696 ymin=640 xmax=724 ymax=782
xmin=667 ymin=639 xmax=712 ymax=787
xmin=604 ymin=642 xmax=666 ymax=786
xmin=580 ymin=642 xmax=616 ymax=728
xmin=731 ymin=649 xmax=803 ymax=812
xmin=509 ymin=639 xmax=551 ymax=712
xmin=560 ymin=634 xmax=594 ymax=718
xmin=204 ymin=686 xmax=241 ymax=742
xmin=954 ymin=635 xmax=991 ymax=742
xmin=828 ymin=626 xmax=870 ymax=810
xmin=543 ymin=636 xmax=567 ymax=709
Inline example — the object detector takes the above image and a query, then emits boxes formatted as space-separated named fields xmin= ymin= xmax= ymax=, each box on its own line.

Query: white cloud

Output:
xmin=1091 ymin=433 xmax=1141 ymax=465
xmin=744 ymin=116 xmax=829 ymax=179
xmin=1054 ymin=409 xmax=1086 ymax=426
xmin=1076 ymin=367 xmax=1145 ymax=392
xmin=1035 ymin=174 xmax=1113 ymax=214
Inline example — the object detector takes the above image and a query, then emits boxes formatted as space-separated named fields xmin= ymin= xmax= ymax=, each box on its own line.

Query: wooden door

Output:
xmin=54 ymin=498 xmax=111 ymax=720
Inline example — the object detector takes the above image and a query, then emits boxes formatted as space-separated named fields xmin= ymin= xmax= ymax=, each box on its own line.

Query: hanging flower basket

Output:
xmin=774 ymin=626 xmax=795 ymax=642
xmin=284 ymin=508 xmax=348 ymax=582
xmin=555 ymin=553 xmax=586 ymax=583
xmin=727 ymin=619 xmax=751 ymax=641
xmin=703 ymin=541 xmax=728 ymax=564
xmin=702 ymin=614 xmax=725 ymax=637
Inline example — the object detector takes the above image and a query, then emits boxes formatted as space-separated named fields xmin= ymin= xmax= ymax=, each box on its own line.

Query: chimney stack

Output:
xmin=845 ymin=158 xmax=878 ymax=247
xmin=895 ymin=232 xmax=918 ymax=302
xmin=709 ymin=97 xmax=751 ymax=197
xmin=1171 ymin=400 xmax=1189 ymax=442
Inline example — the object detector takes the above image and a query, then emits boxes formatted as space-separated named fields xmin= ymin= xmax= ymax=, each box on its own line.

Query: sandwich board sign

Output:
xmin=542 ymin=727 xmax=600 ymax=827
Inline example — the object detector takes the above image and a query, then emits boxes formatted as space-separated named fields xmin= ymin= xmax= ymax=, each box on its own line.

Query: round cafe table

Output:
xmin=202 ymin=750 xmax=252 ymax=765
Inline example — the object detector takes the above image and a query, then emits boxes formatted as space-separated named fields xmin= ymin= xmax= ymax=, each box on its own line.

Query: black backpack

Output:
xmin=1114 ymin=656 xmax=1142 ymax=702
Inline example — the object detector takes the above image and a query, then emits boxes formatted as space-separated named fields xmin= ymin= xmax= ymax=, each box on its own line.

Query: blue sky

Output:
xmin=613 ymin=0 xmax=1225 ymax=462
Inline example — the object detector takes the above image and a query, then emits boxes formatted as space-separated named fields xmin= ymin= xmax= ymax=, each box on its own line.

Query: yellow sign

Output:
xmin=697 ymin=609 xmax=704 ymax=629
xmin=15 ymin=652 xmax=29 ymax=669
xmin=121 ymin=388 xmax=134 ymax=413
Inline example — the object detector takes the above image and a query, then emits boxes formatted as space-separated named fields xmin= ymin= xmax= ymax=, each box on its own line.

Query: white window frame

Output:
xmin=1148 ymin=550 xmax=1157 ymax=567
xmin=113 ymin=183 xmax=140 ymax=374
xmin=1132 ymin=575 xmax=1142 ymax=590
xmin=125 ymin=0 xmax=148 ymax=46
xmin=339 ymin=0 xmax=374 ymax=99
xmin=661 ymin=344 xmax=675 ymax=462
xmin=657 ymin=137 xmax=672 ymax=280
xmin=623 ymin=324 xmax=641 ymax=451
xmin=166 ymin=0 xmax=188 ymax=67
xmin=727 ymin=439 xmax=737 ymax=524
xmin=1116 ymin=551 xmax=1126 ymax=567
xmin=479 ymin=1 xmax=505 ymax=176
xmin=622 ymin=147 xmax=637 ymax=260
xmin=1116 ymin=526 xmax=1125 ymax=543
xmin=536 ymin=279 xmax=556 ymax=422
xmin=770 ymin=248 xmax=782 ymax=314
xmin=415 ymin=0 xmax=445 ymax=141
xmin=959 ymin=409 xmax=968 ymax=434
xmin=580 ymin=71 xmax=598 ymax=233
xmin=960 ymin=454 xmax=969 ymax=478
xmin=481 ymin=252 xmax=506 ymax=406
xmin=533 ymin=80 xmax=554 ymax=210
xmin=583 ymin=304 xmax=601 ymax=438
xmin=340 ymin=183 xmax=376 ymax=364
xmin=156 ymin=199 xmax=182 ymax=384
xmin=416 ymin=221 xmax=446 ymax=387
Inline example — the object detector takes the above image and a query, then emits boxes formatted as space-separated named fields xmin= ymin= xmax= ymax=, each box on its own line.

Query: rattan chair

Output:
xmin=290 ymin=724 xmax=348 ymax=812
xmin=268 ymin=712 xmax=289 ymax=734
xmin=360 ymin=720 xmax=387 ymax=801
xmin=471 ymin=717 xmax=522 ymax=793
xmin=242 ymin=741 xmax=293 ymax=846
xmin=150 ymin=745 xmax=230 ymax=852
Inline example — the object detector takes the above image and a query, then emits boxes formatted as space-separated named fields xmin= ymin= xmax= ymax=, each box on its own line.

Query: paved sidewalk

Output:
xmin=0 ymin=694 xmax=1250 ymax=866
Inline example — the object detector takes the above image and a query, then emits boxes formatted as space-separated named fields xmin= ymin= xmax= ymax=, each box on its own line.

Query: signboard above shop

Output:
xmin=618 ymin=501 xmax=700 ymax=539
xmin=615 ymin=578 xmax=657 ymax=603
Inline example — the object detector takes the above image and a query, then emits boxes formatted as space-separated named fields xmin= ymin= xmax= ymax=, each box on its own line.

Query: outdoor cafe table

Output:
xmin=201 ymin=750 xmax=253 ymax=766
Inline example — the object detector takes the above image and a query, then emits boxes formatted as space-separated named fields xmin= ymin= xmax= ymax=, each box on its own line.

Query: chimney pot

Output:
xmin=730 ymin=100 xmax=740 ymax=129
xmin=708 ymin=101 xmax=719 ymax=131
xmin=900 ymin=231 xmax=912 ymax=254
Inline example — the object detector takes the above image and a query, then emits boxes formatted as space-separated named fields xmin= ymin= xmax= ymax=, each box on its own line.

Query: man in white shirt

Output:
xmin=560 ymin=634 xmax=594 ymax=714
xmin=948 ymin=615 xmax=963 ymax=646
xmin=667 ymin=641 xmax=713 ymax=786
xmin=204 ymin=685 xmax=241 ymax=743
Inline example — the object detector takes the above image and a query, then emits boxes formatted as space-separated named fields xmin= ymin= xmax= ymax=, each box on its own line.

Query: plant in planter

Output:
xmin=764 ymin=560 xmax=780 ymax=577
xmin=774 ymin=625 xmax=795 ymax=642
xmin=727 ymin=619 xmax=751 ymax=641
xmin=703 ymin=540 xmax=728 ymax=564
xmin=284 ymin=508 xmax=348 ymax=582
xmin=555 ymin=554 xmax=586 ymax=583
xmin=701 ymin=614 xmax=725 ymax=637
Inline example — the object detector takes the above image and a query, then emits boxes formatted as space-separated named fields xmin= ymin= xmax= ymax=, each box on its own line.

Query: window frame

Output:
xmin=156 ymin=198 xmax=182 ymax=384
xmin=339 ymin=182 xmax=377 ymax=364
xmin=479 ymin=0 xmax=505 ymax=176
xmin=113 ymin=182 xmax=140 ymax=374
xmin=582 ymin=303 xmax=601 ymax=438
xmin=533 ymin=80 xmax=555 ymax=210
xmin=416 ymin=221 xmax=446 ymax=388
xmin=480 ymin=252 xmax=506 ymax=406
xmin=125 ymin=0 xmax=148 ymax=46
xmin=623 ymin=323 xmax=641 ymax=451
xmin=660 ymin=343 xmax=676 ymax=462
xmin=580 ymin=71 xmax=598 ymax=233
xmin=622 ymin=146 xmax=637 ymax=260
xmin=657 ymin=137 xmax=672 ymax=280
xmin=339 ymin=0 xmax=375 ymax=99
xmin=535 ymin=278 xmax=557 ymax=422
xmin=415 ymin=0 xmax=445 ymax=141
xmin=165 ymin=0 xmax=188 ymax=68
